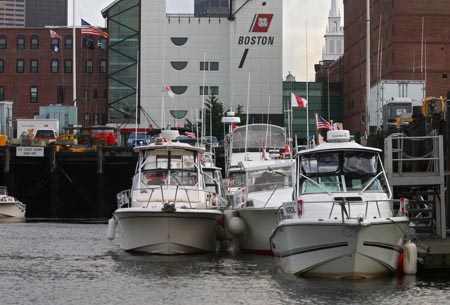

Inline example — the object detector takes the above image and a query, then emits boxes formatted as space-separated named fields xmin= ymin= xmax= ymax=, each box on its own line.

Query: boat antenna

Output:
xmin=135 ymin=50 xmax=139 ymax=146
xmin=265 ymin=95 xmax=270 ymax=150
xmin=244 ymin=72 xmax=250 ymax=160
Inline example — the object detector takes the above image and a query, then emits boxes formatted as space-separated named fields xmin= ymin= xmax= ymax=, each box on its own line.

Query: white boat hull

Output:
xmin=0 ymin=202 xmax=26 ymax=218
xmin=114 ymin=208 xmax=223 ymax=255
xmin=270 ymin=217 xmax=409 ymax=279
xmin=233 ymin=207 xmax=280 ymax=255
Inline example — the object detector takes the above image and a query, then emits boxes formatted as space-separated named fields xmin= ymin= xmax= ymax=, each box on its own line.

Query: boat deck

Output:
xmin=415 ymin=234 xmax=450 ymax=275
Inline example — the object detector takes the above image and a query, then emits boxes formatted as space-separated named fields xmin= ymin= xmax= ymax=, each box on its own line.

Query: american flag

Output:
xmin=49 ymin=29 xmax=62 ymax=39
xmin=185 ymin=131 xmax=195 ymax=138
xmin=316 ymin=114 xmax=333 ymax=130
xmin=81 ymin=26 xmax=109 ymax=38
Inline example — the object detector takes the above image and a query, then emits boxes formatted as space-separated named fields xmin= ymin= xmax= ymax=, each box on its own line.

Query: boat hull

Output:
xmin=0 ymin=202 xmax=26 ymax=218
xmin=114 ymin=208 xmax=223 ymax=255
xmin=270 ymin=217 xmax=409 ymax=279
xmin=234 ymin=207 xmax=280 ymax=255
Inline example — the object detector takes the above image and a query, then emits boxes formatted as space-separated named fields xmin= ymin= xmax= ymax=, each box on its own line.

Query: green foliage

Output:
xmin=204 ymin=95 xmax=225 ymax=140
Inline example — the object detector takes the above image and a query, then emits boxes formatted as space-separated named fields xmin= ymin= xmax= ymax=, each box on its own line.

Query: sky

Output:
xmin=71 ymin=0 xmax=343 ymax=82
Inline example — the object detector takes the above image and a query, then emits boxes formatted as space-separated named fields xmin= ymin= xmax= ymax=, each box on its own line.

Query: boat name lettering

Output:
xmin=237 ymin=36 xmax=274 ymax=45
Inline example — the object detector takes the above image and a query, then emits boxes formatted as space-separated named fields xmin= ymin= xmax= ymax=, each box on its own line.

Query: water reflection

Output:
xmin=0 ymin=222 xmax=449 ymax=305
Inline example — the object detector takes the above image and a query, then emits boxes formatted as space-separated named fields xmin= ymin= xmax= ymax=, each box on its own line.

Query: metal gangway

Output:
xmin=384 ymin=132 xmax=446 ymax=238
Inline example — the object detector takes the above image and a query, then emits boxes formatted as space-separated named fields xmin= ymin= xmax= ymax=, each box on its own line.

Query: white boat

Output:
xmin=0 ymin=186 xmax=26 ymax=218
xmin=223 ymin=124 xmax=293 ymax=255
xmin=270 ymin=130 xmax=409 ymax=279
xmin=108 ymin=140 xmax=225 ymax=255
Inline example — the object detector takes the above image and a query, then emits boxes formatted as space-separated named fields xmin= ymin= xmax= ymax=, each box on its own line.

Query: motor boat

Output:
xmin=270 ymin=130 xmax=409 ymax=278
xmin=108 ymin=140 xmax=225 ymax=255
xmin=0 ymin=186 xmax=26 ymax=218
xmin=223 ymin=124 xmax=294 ymax=255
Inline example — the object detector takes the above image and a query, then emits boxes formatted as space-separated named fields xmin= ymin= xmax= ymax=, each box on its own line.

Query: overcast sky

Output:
xmin=71 ymin=0 xmax=343 ymax=82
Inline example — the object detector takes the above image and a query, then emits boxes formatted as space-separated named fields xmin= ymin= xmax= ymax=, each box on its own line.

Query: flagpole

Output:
xmin=305 ymin=21 xmax=310 ymax=145
xmin=201 ymin=52 xmax=206 ymax=139
xmin=72 ymin=0 xmax=77 ymax=119
xmin=161 ymin=14 xmax=167 ymax=129
xmin=135 ymin=50 xmax=139 ymax=141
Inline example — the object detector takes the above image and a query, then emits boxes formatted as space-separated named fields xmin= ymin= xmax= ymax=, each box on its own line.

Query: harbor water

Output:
xmin=1 ymin=220 xmax=449 ymax=305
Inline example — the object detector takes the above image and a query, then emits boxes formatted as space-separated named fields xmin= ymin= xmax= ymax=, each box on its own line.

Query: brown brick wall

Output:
xmin=342 ymin=0 xmax=450 ymax=135
xmin=0 ymin=28 xmax=108 ymax=125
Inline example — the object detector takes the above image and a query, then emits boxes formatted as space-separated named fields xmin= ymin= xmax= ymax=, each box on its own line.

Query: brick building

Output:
xmin=0 ymin=28 xmax=108 ymax=126
xmin=341 ymin=0 xmax=450 ymax=137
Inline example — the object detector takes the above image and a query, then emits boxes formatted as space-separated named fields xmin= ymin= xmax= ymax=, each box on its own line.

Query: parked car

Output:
xmin=33 ymin=129 xmax=58 ymax=144
xmin=127 ymin=132 xmax=152 ymax=147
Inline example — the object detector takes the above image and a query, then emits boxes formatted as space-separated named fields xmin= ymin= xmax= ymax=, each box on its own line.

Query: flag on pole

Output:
xmin=316 ymin=114 xmax=333 ymax=130
xmin=291 ymin=92 xmax=308 ymax=108
xmin=185 ymin=131 xmax=196 ymax=138
xmin=164 ymin=84 xmax=175 ymax=98
xmin=81 ymin=18 xmax=109 ymax=38
xmin=49 ymin=29 xmax=62 ymax=39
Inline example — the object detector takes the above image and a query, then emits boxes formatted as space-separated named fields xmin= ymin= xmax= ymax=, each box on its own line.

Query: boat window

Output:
xmin=301 ymin=153 xmax=339 ymax=174
xmin=142 ymin=169 xmax=167 ymax=186
xmin=171 ymin=170 xmax=198 ymax=186
xmin=300 ymin=174 xmax=341 ymax=193
xmin=249 ymin=169 xmax=292 ymax=192
xmin=232 ymin=125 xmax=285 ymax=149
xmin=228 ymin=172 xmax=245 ymax=188
xmin=142 ymin=154 xmax=169 ymax=170
xmin=170 ymin=153 xmax=195 ymax=170
xmin=345 ymin=175 xmax=384 ymax=192
xmin=343 ymin=152 xmax=378 ymax=174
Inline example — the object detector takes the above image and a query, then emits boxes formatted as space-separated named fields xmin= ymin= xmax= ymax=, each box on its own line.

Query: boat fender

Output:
xmin=228 ymin=216 xmax=246 ymax=237
xmin=107 ymin=218 xmax=117 ymax=240
xmin=403 ymin=240 xmax=418 ymax=275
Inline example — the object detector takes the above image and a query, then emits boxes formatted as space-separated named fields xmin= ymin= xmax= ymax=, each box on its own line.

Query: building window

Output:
xmin=0 ymin=36 xmax=6 ymax=49
xmin=83 ymin=38 xmax=94 ymax=50
xmin=200 ymin=61 xmax=209 ymax=71
xmin=30 ymin=86 xmax=38 ymax=103
xmin=17 ymin=35 xmax=25 ymax=50
xmin=51 ymin=38 xmax=59 ymax=50
xmin=0 ymin=86 xmax=4 ymax=100
xmin=51 ymin=59 xmax=59 ymax=73
xmin=86 ymin=60 xmax=93 ymax=73
xmin=30 ymin=35 xmax=39 ymax=50
xmin=16 ymin=59 xmax=24 ymax=73
xmin=210 ymin=62 xmax=219 ymax=71
xmin=57 ymin=86 xmax=65 ymax=104
xmin=97 ymin=38 xmax=106 ymax=50
xmin=99 ymin=60 xmax=107 ymax=73
xmin=210 ymin=86 xmax=219 ymax=95
xmin=93 ymin=89 xmax=98 ymax=99
xmin=200 ymin=86 xmax=209 ymax=95
xmin=443 ymin=73 xmax=448 ymax=79
xmin=0 ymin=59 xmax=4 ymax=73
xmin=30 ymin=59 xmax=38 ymax=73
xmin=83 ymin=89 xmax=88 ymax=99
xmin=64 ymin=59 xmax=72 ymax=73
xmin=64 ymin=35 xmax=72 ymax=50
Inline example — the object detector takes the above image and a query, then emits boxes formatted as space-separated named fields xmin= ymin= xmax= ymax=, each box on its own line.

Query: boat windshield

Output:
xmin=248 ymin=169 xmax=292 ymax=193
xmin=141 ymin=150 xmax=198 ymax=186
xmin=232 ymin=125 xmax=285 ymax=149
xmin=300 ymin=151 xmax=386 ymax=193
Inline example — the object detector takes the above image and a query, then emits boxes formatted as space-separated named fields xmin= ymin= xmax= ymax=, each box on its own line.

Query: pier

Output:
xmin=0 ymin=144 xmax=137 ymax=218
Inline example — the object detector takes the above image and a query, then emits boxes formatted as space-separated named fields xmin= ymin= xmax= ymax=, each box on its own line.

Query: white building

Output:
xmin=322 ymin=0 xmax=343 ymax=61
xmin=104 ymin=0 xmax=283 ymax=130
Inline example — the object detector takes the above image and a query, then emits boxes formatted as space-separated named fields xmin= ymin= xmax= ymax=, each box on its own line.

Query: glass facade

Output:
xmin=283 ymin=81 xmax=342 ymax=145
xmin=105 ymin=0 xmax=139 ymax=123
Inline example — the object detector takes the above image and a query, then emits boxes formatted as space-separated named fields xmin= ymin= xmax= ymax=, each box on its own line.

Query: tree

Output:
xmin=204 ymin=95 xmax=225 ymax=140
xmin=235 ymin=104 xmax=246 ymax=125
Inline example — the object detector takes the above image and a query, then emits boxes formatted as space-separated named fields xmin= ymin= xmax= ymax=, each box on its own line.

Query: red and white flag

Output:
xmin=185 ymin=131 xmax=195 ymax=138
xmin=291 ymin=92 xmax=308 ymax=108
xmin=49 ymin=29 xmax=62 ymax=39
xmin=164 ymin=84 xmax=175 ymax=98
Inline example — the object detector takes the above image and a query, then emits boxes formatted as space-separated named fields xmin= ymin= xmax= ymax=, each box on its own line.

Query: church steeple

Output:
xmin=323 ymin=0 xmax=344 ymax=61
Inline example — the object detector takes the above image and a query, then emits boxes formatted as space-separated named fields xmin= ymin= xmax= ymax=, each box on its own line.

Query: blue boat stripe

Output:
xmin=363 ymin=241 xmax=403 ymax=252
xmin=274 ymin=242 xmax=348 ymax=258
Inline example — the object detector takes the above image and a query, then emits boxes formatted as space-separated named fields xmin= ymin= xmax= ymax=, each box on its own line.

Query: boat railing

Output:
xmin=279 ymin=199 xmax=401 ymax=222
xmin=132 ymin=185 xmax=221 ymax=209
